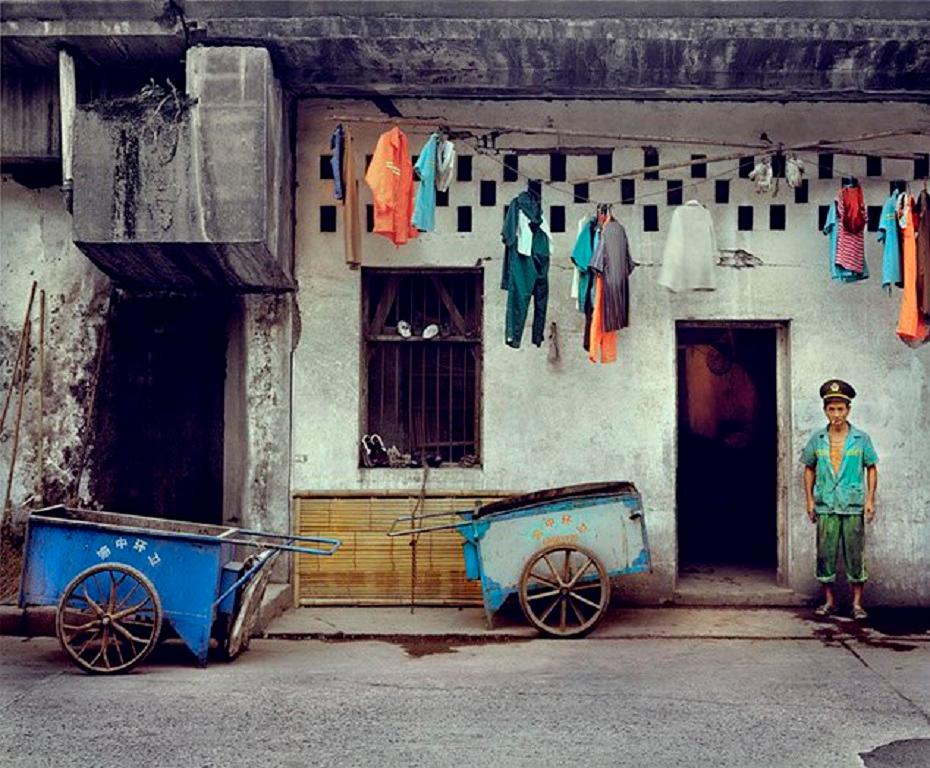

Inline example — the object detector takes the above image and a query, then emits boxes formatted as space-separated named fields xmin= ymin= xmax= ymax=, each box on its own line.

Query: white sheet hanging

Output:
xmin=658 ymin=200 xmax=718 ymax=292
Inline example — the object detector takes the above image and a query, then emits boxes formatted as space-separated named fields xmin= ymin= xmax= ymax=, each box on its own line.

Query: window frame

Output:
xmin=359 ymin=267 xmax=483 ymax=469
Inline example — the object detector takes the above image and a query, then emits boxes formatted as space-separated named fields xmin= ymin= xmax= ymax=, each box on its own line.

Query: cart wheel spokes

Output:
xmin=57 ymin=564 xmax=162 ymax=674
xmin=518 ymin=544 xmax=610 ymax=638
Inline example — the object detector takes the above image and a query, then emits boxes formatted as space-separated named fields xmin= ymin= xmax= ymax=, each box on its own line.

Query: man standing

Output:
xmin=800 ymin=379 xmax=878 ymax=620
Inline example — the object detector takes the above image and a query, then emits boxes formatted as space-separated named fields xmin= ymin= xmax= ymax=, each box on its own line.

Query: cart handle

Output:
xmin=386 ymin=510 xmax=474 ymax=537
xmin=223 ymin=529 xmax=341 ymax=556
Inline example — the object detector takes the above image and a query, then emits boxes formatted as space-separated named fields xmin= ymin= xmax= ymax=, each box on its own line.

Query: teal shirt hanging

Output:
xmin=412 ymin=133 xmax=439 ymax=232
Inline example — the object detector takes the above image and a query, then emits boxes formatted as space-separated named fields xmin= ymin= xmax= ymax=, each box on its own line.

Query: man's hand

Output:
xmin=865 ymin=501 xmax=876 ymax=524
xmin=807 ymin=504 xmax=817 ymax=524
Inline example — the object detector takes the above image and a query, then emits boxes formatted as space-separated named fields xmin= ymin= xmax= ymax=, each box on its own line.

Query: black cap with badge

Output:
xmin=819 ymin=379 xmax=856 ymax=403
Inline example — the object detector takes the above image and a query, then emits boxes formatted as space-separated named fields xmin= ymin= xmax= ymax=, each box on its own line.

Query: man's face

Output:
xmin=824 ymin=400 xmax=850 ymax=427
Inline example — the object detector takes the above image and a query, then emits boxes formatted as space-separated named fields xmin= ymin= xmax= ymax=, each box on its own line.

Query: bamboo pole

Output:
xmin=2 ymin=317 xmax=31 ymax=527
xmin=0 ymin=281 xmax=37 ymax=435
xmin=37 ymin=290 xmax=46 ymax=505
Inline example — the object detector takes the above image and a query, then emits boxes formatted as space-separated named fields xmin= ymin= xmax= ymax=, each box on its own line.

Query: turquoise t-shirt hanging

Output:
xmin=412 ymin=133 xmax=439 ymax=232
xmin=877 ymin=194 xmax=903 ymax=289
xmin=823 ymin=203 xmax=869 ymax=283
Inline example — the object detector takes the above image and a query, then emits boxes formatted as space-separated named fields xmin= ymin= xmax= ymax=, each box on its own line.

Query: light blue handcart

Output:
xmin=19 ymin=505 xmax=340 ymax=673
xmin=389 ymin=482 xmax=650 ymax=637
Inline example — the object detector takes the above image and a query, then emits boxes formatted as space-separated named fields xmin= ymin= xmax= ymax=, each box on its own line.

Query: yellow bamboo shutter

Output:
xmin=295 ymin=494 xmax=504 ymax=605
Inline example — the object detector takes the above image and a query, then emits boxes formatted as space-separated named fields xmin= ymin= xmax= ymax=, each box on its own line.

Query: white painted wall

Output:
xmin=292 ymin=99 xmax=930 ymax=605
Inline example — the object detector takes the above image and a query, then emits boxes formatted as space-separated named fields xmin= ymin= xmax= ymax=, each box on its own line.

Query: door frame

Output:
xmin=674 ymin=320 xmax=791 ymax=587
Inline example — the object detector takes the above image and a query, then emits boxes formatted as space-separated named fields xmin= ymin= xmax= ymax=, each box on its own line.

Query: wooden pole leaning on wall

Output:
xmin=0 ymin=281 xmax=37 ymax=435
xmin=2 ymin=314 xmax=32 ymax=528
xmin=37 ymin=290 xmax=46 ymax=506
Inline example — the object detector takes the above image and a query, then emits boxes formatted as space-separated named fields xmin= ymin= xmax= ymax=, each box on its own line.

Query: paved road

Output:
xmin=1 ymin=634 xmax=928 ymax=768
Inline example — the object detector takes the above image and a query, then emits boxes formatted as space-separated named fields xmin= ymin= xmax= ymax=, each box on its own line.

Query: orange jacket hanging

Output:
xmin=365 ymin=126 xmax=419 ymax=246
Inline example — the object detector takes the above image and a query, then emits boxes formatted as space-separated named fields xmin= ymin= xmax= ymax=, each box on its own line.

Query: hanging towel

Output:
xmin=365 ymin=126 xmax=419 ymax=246
xmin=436 ymin=138 xmax=456 ymax=193
xmin=658 ymin=200 xmax=717 ymax=292
xmin=412 ymin=133 xmax=439 ymax=232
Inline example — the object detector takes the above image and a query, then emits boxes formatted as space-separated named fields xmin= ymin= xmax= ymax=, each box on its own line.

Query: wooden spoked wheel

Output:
xmin=56 ymin=563 xmax=162 ymax=674
xmin=518 ymin=544 xmax=611 ymax=638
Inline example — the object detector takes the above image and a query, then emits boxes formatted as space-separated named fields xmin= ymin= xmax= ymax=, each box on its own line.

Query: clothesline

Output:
xmin=326 ymin=112 xmax=928 ymax=156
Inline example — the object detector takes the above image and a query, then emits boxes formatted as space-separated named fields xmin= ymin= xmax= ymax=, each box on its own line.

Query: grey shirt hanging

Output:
xmin=589 ymin=219 xmax=635 ymax=332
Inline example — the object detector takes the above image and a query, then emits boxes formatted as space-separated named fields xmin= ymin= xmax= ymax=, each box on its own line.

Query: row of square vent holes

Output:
xmin=319 ymin=200 xmax=895 ymax=234
xmin=318 ymin=151 xmax=929 ymax=234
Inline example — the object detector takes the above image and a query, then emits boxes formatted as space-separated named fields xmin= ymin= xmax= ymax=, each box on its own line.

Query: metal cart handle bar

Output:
xmin=387 ymin=511 xmax=474 ymax=537
xmin=222 ymin=529 xmax=341 ymax=556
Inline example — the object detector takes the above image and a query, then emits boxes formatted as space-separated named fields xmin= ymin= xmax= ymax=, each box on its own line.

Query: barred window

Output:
xmin=362 ymin=268 xmax=482 ymax=468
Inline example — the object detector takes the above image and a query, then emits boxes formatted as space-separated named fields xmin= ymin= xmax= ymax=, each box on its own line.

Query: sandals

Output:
xmin=814 ymin=604 xmax=837 ymax=617
xmin=360 ymin=434 xmax=390 ymax=467
xmin=852 ymin=607 xmax=869 ymax=621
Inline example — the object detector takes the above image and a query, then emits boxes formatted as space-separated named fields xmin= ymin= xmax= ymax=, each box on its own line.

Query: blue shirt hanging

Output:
xmin=877 ymin=193 xmax=903 ymax=290
xmin=412 ymin=133 xmax=439 ymax=232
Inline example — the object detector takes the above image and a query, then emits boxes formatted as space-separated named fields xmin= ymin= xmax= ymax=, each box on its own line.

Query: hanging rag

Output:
xmin=748 ymin=157 xmax=774 ymax=194
xmin=330 ymin=124 xmax=345 ymax=200
xmin=365 ymin=126 xmax=419 ymax=246
xmin=658 ymin=200 xmax=717 ymax=292
xmin=436 ymin=137 xmax=456 ymax=193
xmin=785 ymin=154 xmax=805 ymax=189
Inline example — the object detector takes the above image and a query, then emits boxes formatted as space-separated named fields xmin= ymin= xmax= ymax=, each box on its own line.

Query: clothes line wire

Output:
xmin=326 ymin=112 xmax=928 ymax=156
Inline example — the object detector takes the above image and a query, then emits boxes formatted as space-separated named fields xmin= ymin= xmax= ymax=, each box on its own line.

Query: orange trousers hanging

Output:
xmin=588 ymin=275 xmax=617 ymax=364
xmin=896 ymin=199 xmax=930 ymax=344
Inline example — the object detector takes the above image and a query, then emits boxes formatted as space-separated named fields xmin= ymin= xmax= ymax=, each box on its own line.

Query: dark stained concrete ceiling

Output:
xmin=2 ymin=1 xmax=929 ymax=101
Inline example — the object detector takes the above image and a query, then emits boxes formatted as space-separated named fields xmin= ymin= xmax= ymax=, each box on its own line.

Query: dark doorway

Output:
xmin=91 ymin=293 xmax=228 ymax=525
xmin=676 ymin=323 xmax=777 ymax=572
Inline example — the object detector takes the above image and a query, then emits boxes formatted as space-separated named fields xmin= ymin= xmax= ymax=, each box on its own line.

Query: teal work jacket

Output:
xmin=800 ymin=424 xmax=878 ymax=515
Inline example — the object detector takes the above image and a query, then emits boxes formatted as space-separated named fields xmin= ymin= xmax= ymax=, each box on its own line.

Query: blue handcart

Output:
xmin=389 ymin=482 xmax=650 ymax=637
xmin=19 ymin=505 xmax=340 ymax=673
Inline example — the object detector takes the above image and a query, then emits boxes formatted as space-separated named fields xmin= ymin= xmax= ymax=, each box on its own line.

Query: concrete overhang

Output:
xmin=1 ymin=1 xmax=929 ymax=101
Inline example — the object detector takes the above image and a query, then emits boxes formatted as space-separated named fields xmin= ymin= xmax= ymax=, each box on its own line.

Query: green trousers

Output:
xmin=816 ymin=513 xmax=867 ymax=584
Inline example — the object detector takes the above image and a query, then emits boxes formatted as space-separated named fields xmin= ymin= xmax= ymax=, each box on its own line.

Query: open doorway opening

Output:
xmin=676 ymin=323 xmax=778 ymax=583
xmin=91 ymin=293 xmax=229 ymax=525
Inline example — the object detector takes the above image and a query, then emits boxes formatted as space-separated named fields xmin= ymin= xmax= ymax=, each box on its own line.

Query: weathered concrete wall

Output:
xmin=3 ymin=3 xmax=929 ymax=100
xmin=70 ymin=46 xmax=294 ymax=292
xmin=0 ymin=177 xmax=109 ymax=518
xmin=223 ymin=294 xmax=294 ymax=580
xmin=293 ymin=98 xmax=930 ymax=606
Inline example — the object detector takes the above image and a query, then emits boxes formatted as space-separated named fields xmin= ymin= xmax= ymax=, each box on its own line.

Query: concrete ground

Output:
xmin=1 ymin=607 xmax=928 ymax=768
